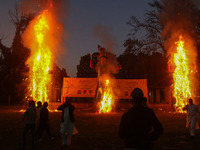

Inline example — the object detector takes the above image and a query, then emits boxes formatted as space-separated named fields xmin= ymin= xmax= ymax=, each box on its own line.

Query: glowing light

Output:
xmin=27 ymin=10 xmax=52 ymax=103
xmin=173 ymin=35 xmax=191 ymax=112
xmin=99 ymin=79 xmax=114 ymax=113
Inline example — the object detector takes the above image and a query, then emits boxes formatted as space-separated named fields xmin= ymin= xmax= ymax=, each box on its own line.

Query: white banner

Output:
xmin=115 ymin=79 xmax=148 ymax=99
xmin=62 ymin=78 xmax=98 ymax=97
xmin=62 ymin=78 xmax=148 ymax=99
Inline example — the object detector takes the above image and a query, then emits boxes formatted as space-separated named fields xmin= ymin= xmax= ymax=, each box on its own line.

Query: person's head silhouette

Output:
xmin=130 ymin=88 xmax=144 ymax=105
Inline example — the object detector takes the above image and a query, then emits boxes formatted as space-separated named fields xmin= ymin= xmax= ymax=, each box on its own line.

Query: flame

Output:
xmin=21 ymin=0 xmax=64 ymax=106
xmin=31 ymin=10 xmax=52 ymax=103
xmin=23 ymin=10 xmax=54 ymax=104
xmin=99 ymin=79 xmax=114 ymax=113
xmin=173 ymin=35 xmax=191 ymax=112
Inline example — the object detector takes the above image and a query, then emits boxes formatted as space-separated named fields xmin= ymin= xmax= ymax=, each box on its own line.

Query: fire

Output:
xmin=99 ymin=79 xmax=114 ymax=113
xmin=31 ymin=11 xmax=52 ymax=103
xmin=23 ymin=10 xmax=54 ymax=104
xmin=173 ymin=35 xmax=191 ymax=111
xmin=30 ymin=10 xmax=52 ymax=103
xmin=21 ymin=0 xmax=64 ymax=106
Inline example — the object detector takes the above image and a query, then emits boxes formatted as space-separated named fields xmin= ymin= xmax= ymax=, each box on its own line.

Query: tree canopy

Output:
xmin=0 ymin=8 xmax=33 ymax=104
xmin=76 ymin=53 xmax=98 ymax=78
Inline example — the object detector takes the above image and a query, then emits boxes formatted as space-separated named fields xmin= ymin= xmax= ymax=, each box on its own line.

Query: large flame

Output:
xmin=173 ymin=35 xmax=191 ymax=111
xmin=99 ymin=79 xmax=114 ymax=113
xmin=31 ymin=10 xmax=52 ymax=103
xmin=22 ymin=1 xmax=64 ymax=105
xmin=23 ymin=10 xmax=55 ymax=104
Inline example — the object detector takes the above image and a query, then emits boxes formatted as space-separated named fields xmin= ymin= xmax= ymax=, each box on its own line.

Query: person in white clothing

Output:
xmin=182 ymin=98 xmax=200 ymax=137
xmin=57 ymin=98 xmax=75 ymax=149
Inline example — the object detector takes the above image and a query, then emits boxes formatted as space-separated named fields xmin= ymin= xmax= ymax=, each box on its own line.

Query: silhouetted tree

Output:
xmin=116 ymin=51 xmax=170 ymax=87
xmin=51 ymin=62 xmax=68 ymax=88
xmin=76 ymin=53 xmax=98 ymax=78
xmin=0 ymin=5 xmax=34 ymax=104
xmin=115 ymin=53 xmax=137 ymax=79
xmin=49 ymin=63 xmax=68 ymax=102
xmin=124 ymin=0 xmax=165 ymax=55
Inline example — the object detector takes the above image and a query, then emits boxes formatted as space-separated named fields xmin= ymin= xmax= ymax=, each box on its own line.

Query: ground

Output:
xmin=0 ymin=105 xmax=200 ymax=150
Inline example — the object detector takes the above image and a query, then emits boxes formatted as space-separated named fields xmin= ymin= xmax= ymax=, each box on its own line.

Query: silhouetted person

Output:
xmin=119 ymin=88 xmax=163 ymax=150
xmin=143 ymin=97 xmax=149 ymax=108
xmin=22 ymin=100 xmax=37 ymax=150
xmin=38 ymin=102 xmax=53 ymax=141
xmin=36 ymin=101 xmax=42 ymax=119
xmin=35 ymin=101 xmax=42 ymax=136
xmin=57 ymin=97 xmax=75 ymax=149
xmin=182 ymin=98 xmax=200 ymax=137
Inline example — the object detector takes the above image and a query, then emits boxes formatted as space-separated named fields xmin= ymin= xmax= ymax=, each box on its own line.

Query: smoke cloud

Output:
xmin=93 ymin=24 xmax=118 ymax=53
xmin=192 ymin=0 xmax=200 ymax=7
xmin=159 ymin=0 xmax=199 ymax=65
xmin=159 ymin=0 xmax=200 ymax=102
xmin=92 ymin=24 xmax=121 ymax=98
xmin=20 ymin=0 xmax=69 ymax=59
xmin=20 ymin=0 xmax=69 ymax=17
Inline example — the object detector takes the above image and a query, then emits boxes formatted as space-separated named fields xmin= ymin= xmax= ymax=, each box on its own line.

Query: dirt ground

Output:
xmin=0 ymin=106 xmax=200 ymax=150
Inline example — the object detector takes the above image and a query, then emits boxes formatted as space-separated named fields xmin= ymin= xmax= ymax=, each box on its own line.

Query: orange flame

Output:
xmin=22 ymin=0 xmax=64 ymax=106
xmin=30 ymin=10 xmax=52 ymax=103
xmin=22 ymin=10 xmax=55 ymax=104
xmin=173 ymin=35 xmax=191 ymax=112
xmin=99 ymin=79 xmax=114 ymax=113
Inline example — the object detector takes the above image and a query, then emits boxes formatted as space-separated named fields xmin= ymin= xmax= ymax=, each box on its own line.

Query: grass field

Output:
xmin=0 ymin=106 xmax=200 ymax=150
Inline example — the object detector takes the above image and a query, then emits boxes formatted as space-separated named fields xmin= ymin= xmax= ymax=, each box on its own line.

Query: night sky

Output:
xmin=0 ymin=0 xmax=151 ymax=77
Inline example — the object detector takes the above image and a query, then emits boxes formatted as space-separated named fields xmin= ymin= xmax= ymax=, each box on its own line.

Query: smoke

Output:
xmin=93 ymin=24 xmax=118 ymax=53
xmin=92 ymin=24 xmax=121 ymax=99
xmin=192 ymin=0 xmax=200 ymax=7
xmin=19 ymin=0 xmax=40 ymax=14
xmin=93 ymin=24 xmax=120 ymax=75
xmin=20 ymin=0 xmax=69 ymax=58
xmin=159 ymin=0 xmax=199 ymax=102
xmin=159 ymin=0 xmax=199 ymax=38
xmin=159 ymin=0 xmax=198 ymax=65
xmin=19 ymin=0 xmax=69 ymax=17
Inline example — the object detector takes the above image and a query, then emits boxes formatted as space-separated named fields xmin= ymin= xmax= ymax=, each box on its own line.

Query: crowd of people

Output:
xmin=21 ymin=88 xmax=200 ymax=150
xmin=21 ymin=97 xmax=76 ymax=150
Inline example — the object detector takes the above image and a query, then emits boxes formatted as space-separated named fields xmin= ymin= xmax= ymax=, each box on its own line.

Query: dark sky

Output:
xmin=0 ymin=0 xmax=151 ymax=77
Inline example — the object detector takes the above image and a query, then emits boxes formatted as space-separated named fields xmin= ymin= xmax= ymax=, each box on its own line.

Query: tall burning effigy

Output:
xmin=159 ymin=0 xmax=199 ymax=112
xmin=172 ymin=35 xmax=192 ymax=111
xmin=22 ymin=0 xmax=64 ymax=104
xmin=90 ymin=45 xmax=121 ymax=113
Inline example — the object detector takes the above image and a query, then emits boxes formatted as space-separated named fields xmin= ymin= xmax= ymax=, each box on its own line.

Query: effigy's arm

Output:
xmin=90 ymin=54 xmax=97 ymax=69
xmin=116 ymin=63 xmax=122 ymax=71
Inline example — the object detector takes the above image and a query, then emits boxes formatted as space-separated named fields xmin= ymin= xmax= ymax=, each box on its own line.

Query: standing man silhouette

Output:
xmin=119 ymin=88 xmax=163 ymax=150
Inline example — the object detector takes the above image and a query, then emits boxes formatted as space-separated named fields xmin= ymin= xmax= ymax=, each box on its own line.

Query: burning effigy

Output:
xmin=159 ymin=0 xmax=199 ymax=112
xmin=22 ymin=0 xmax=64 ymax=104
xmin=172 ymin=36 xmax=192 ymax=112
xmin=90 ymin=45 xmax=121 ymax=113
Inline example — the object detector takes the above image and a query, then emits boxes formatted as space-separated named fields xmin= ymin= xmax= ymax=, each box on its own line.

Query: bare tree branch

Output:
xmin=124 ymin=0 xmax=165 ymax=54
